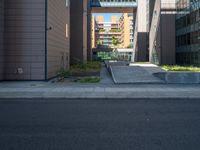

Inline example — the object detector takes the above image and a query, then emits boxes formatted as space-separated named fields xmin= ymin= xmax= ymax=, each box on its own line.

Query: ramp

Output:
xmin=110 ymin=65 xmax=164 ymax=84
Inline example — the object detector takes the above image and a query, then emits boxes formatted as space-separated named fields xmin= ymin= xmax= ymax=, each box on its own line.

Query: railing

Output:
xmin=90 ymin=0 xmax=137 ymax=7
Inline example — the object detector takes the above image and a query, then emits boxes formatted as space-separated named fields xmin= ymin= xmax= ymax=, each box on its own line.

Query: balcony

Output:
xmin=90 ymin=0 xmax=137 ymax=8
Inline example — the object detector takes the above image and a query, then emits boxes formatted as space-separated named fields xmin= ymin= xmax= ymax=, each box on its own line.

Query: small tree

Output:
xmin=112 ymin=36 xmax=119 ymax=50
xmin=97 ymin=40 xmax=103 ymax=47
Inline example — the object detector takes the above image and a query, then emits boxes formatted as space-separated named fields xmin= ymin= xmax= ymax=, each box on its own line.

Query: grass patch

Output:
xmin=70 ymin=61 xmax=101 ymax=73
xmin=162 ymin=65 xmax=200 ymax=72
xmin=78 ymin=77 xmax=100 ymax=83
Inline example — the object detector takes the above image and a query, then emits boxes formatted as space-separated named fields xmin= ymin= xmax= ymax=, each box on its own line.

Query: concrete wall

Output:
xmin=149 ymin=0 xmax=176 ymax=65
xmin=70 ymin=0 xmax=87 ymax=64
xmin=137 ymin=0 xmax=147 ymax=32
xmin=134 ymin=0 xmax=148 ymax=62
xmin=4 ymin=0 xmax=46 ymax=80
xmin=0 ymin=0 xmax=4 ymax=80
xmin=47 ymin=0 xmax=70 ymax=79
xmin=149 ymin=0 xmax=161 ymax=64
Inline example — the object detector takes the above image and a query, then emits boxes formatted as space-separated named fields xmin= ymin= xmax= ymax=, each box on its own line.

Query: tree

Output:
xmin=112 ymin=36 xmax=119 ymax=48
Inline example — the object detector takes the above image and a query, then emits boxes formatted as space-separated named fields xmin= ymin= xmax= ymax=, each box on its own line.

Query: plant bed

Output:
xmin=56 ymin=61 xmax=101 ymax=82
xmin=75 ymin=77 xmax=101 ymax=83
xmin=70 ymin=61 xmax=101 ymax=77
xmin=70 ymin=70 xmax=100 ymax=77
xmin=162 ymin=65 xmax=200 ymax=72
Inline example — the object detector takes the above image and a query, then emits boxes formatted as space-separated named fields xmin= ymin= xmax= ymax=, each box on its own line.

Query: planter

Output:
xmin=70 ymin=71 xmax=100 ymax=77
xmin=154 ymin=72 xmax=200 ymax=84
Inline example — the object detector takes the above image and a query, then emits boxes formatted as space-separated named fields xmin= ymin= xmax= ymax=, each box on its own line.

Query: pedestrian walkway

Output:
xmin=109 ymin=62 xmax=164 ymax=84
xmin=0 ymin=83 xmax=200 ymax=99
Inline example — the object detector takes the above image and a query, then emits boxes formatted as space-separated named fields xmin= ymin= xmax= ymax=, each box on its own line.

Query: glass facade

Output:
xmin=176 ymin=0 xmax=200 ymax=65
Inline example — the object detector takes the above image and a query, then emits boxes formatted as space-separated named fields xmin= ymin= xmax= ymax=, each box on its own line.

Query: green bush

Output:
xmin=57 ymin=69 xmax=71 ymax=81
xmin=162 ymin=65 xmax=200 ymax=72
xmin=109 ymin=29 xmax=121 ymax=32
xmin=71 ymin=61 xmax=101 ymax=72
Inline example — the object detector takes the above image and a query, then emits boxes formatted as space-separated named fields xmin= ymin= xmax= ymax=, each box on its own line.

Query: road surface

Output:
xmin=0 ymin=98 xmax=200 ymax=150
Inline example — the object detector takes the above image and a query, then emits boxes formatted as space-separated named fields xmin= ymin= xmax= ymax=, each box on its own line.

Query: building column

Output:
xmin=70 ymin=0 xmax=89 ymax=64
xmin=83 ymin=0 xmax=88 ymax=63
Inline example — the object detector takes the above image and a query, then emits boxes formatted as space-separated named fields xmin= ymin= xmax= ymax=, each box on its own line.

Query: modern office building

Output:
xmin=176 ymin=0 xmax=200 ymax=65
xmin=148 ymin=0 xmax=176 ymax=65
xmin=0 ymin=0 xmax=70 ymax=80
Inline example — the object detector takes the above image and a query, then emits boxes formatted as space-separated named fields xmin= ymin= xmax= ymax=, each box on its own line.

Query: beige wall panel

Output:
xmin=4 ymin=0 xmax=46 ymax=80
xmin=47 ymin=0 xmax=70 ymax=79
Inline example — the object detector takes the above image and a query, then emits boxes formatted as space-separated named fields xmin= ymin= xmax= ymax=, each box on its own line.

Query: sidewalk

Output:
xmin=0 ymin=81 xmax=200 ymax=99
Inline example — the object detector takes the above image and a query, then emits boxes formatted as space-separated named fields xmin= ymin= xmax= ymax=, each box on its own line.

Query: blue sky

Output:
xmin=92 ymin=13 xmax=122 ymax=22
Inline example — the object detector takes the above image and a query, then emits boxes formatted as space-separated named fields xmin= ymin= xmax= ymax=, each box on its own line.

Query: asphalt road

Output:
xmin=0 ymin=99 xmax=200 ymax=150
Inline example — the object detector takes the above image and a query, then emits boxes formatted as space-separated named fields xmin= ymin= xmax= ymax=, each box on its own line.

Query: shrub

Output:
xmin=71 ymin=61 xmax=101 ymax=72
xmin=57 ymin=68 xmax=71 ymax=81
xmin=162 ymin=65 xmax=200 ymax=72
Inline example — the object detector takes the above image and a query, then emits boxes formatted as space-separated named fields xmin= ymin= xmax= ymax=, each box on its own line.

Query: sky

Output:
xmin=92 ymin=13 xmax=122 ymax=22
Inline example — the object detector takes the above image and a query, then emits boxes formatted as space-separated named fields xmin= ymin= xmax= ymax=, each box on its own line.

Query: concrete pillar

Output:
xmin=83 ymin=0 xmax=88 ymax=63
xmin=134 ymin=0 xmax=148 ymax=62
xmin=70 ymin=0 xmax=88 ymax=64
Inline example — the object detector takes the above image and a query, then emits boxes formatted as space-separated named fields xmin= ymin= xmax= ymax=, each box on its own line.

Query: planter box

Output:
xmin=154 ymin=72 xmax=200 ymax=84
xmin=70 ymin=71 xmax=100 ymax=77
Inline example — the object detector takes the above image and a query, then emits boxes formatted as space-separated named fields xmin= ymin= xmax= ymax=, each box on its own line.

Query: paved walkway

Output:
xmin=0 ymin=63 xmax=200 ymax=99
xmin=110 ymin=63 xmax=164 ymax=84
